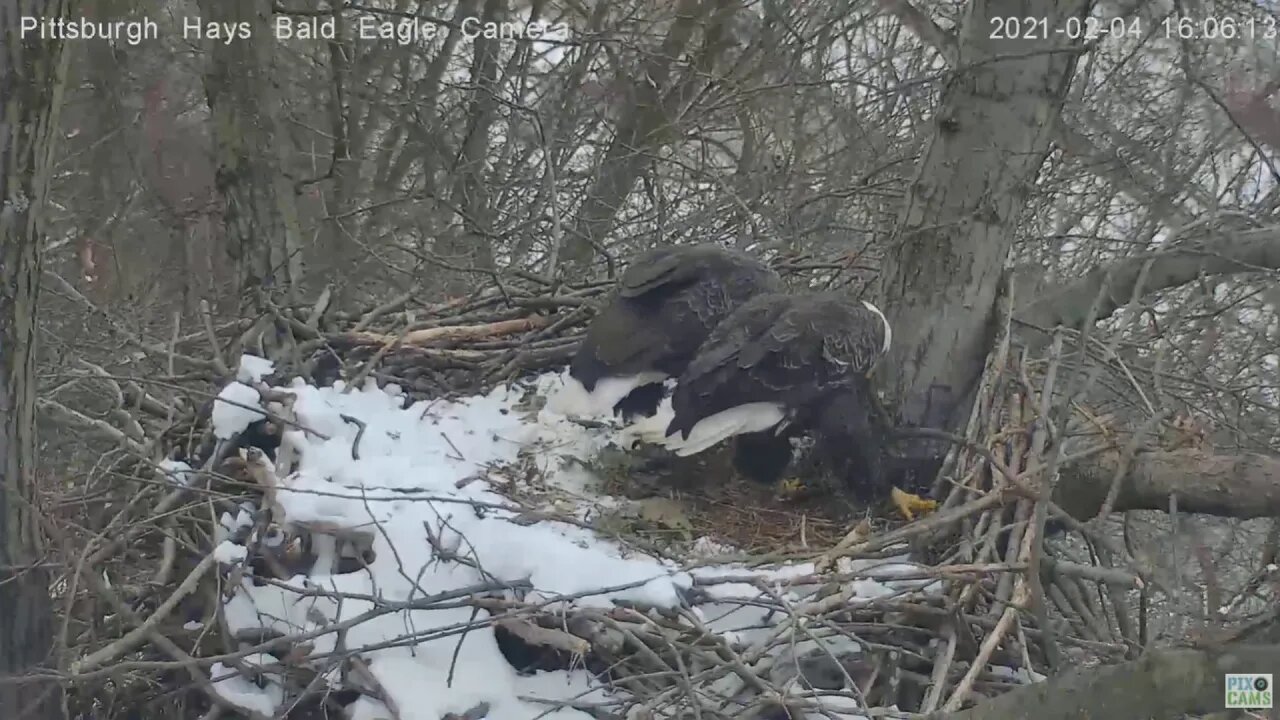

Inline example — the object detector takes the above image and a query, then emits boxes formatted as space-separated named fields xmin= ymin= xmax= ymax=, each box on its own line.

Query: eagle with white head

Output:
xmin=629 ymin=291 xmax=935 ymax=520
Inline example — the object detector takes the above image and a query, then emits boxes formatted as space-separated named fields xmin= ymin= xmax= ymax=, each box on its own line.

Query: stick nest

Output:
xmin=50 ymin=265 xmax=1149 ymax=720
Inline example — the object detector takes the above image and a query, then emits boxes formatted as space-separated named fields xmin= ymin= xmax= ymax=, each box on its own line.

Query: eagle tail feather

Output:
xmin=663 ymin=402 xmax=786 ymax=457
xmin=617 ymin=395 xmax=677 ymax=447
xmin=549 ymin=371 xmax=667 ymax=419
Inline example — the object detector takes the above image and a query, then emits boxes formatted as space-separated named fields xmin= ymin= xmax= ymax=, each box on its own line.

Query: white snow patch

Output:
xmin=156 ymin=459 xmax=196 ymax=487
xmin=209 ymin=369 xmax=935 ymax=717
xmin=209 ymin=656 xmax=284 ymax=716
xmin=237 ymin=354 xmax=276 ymax=383
xmin=211 ymin=381 xmax=267 ymax=439
xmin=213 ymin=540 xmax=248 ymax=564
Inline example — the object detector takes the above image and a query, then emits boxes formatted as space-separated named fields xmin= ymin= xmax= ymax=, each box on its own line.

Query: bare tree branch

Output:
xmin=1018 ymin=226 xmax=1280 ymax=331
xmin=1057 ymin=447 xmax=1280 ymax=520
xmin=564 ymin=0 xmax=731 ymax=265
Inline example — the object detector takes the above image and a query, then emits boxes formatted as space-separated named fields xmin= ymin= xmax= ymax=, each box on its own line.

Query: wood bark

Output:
xmin=0 ymin=1 xmax=75 ymax=716
xmin=197 ymin=0 xmax=305 ymax=310
xmin=877 ymin=0 xmax=1094 ymax=434
xmin=936 ymin=643 xmax=1280 ymax=720
xmin=878 ymin=0 xmax=1206 ymax=230
xmin=1057 ymin=447 xmax=1280 ymax=521
xmin=861 ymin=7 xmax=1280 ymax=717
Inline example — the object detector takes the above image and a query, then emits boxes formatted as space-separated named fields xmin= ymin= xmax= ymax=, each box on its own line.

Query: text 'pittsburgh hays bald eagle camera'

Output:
xmin=556 ymin=245 xmax=936 ymax=521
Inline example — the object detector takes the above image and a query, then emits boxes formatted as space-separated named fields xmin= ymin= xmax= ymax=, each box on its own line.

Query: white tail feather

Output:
xmin=616 ymin=396 xmax=677 ymax=448
xmin=547 ymin=370 xmax=668 ymax=419
xmin=661 ymin=402 xmax=786 ymax=456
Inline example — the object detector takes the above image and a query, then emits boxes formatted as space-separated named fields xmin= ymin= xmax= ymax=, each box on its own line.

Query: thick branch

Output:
xmin=937 ymin=644 xmax=1280 ymax=720
xmin=338 ymin=316 xmax=550 ymax=346
xmin=1018 ymin=226 xmax=1280 ymax=330
xmin=1056 ymin=447 xmax=1280 ymax=520
xmin=198 ymin=0 xmax=305 ymax=307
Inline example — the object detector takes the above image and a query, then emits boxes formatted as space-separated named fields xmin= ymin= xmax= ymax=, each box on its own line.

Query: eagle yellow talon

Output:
xmin=777 ymin=477 xmax=809 ymax=500
xmin=890 ymin=486 xmax=937 ymax=521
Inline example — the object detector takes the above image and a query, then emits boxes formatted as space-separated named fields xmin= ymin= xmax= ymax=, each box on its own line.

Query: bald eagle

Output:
xmin=633 ymin=291 xmax=935 ymax=520
xmin=558 ymin=244 xmax=781 ymax=420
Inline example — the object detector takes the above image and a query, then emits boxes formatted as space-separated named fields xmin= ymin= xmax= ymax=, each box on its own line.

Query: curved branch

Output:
xmin=1055 ymin=447 xmax=1280 ymax=520
xmin=1017 ymin=226 xmax=1280 ymax=330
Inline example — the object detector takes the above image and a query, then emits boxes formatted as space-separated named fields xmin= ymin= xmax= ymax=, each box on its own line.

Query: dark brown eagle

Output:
xmin=630 ymin=291 xmax=935 ymax=520
xmin=558 ymin=244 xmax=781 ymax=420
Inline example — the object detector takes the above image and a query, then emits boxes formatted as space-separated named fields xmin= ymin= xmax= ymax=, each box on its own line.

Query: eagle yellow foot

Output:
xmin=890 ymin=487 xmax=937 ymax=521
xmin=777 ymin=477 xmax=810 ymax=500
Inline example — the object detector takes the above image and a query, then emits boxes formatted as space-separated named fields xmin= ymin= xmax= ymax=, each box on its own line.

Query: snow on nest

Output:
xmin=206 ymin=357 xmax=939 ymax=719
xmin=156 ymin=458 xmax=197 ymax=487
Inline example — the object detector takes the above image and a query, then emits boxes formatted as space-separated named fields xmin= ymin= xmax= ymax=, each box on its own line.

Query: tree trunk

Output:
xmin=198 ymin=0 xmax=305 ymax=312
xmin=0 ymin=1 xmax=75 ymax=716
xmin=878 ymin=0 xmax=1094 ymax=435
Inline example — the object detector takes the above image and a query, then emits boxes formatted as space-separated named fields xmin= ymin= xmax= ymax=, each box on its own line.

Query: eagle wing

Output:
xmin=670 ymin=295 xmax=825 ymax=435
xmin=668 ymin=294 xmax=884 ymax=437
xmin=681 ymin=294 xmax=788 ymax=381
xmin=617 ymin=245 xmax=777 ymax=299
xmin=616 ymin=246 xmax=700 ymax=298
xmin=574 ymin=296 xmax=672 ymax=373
xmin=571 ymin=245 xmax=780 ymax=387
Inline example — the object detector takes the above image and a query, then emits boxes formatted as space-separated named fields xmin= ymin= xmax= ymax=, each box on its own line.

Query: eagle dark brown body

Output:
xmin=566 ymin=244 xmax=781 ymax=419
xmin=665 ymin=292 xmax=891 ymax=439
xmin=653 ymin=291 xmax=909 ymax=510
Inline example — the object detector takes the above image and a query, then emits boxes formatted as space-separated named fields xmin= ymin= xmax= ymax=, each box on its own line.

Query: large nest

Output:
xmin=55 ymin=267 xmax=1150 ymax=720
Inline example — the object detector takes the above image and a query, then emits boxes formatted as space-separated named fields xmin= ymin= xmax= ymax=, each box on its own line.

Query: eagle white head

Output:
xmin=861 ymin=300 xmax=892 ymax=355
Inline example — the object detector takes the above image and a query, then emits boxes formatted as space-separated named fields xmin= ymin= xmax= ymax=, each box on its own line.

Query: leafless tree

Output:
xmin=1 ymin=1 xmax=77 ymax=718
xmin=17 ymin=0 xmax=1280 ymax=717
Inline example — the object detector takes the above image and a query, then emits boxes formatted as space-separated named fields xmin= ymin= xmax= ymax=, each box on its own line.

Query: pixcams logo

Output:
xmin=1225 ymin=673 xmax=1272 ymax=709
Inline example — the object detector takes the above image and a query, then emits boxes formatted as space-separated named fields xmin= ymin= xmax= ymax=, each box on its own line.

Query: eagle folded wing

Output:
xmin=565 ymin=244 xmax=781 ymax=417
xmin=617 ymin=246 xmax=698 ymax=298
